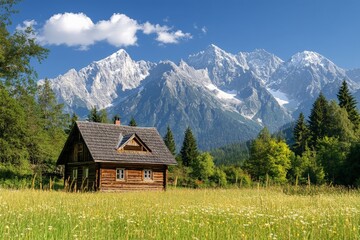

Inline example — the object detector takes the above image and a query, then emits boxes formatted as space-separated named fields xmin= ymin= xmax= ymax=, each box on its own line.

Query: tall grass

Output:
xmin=0 ymin=188 xmax=359 ymax=239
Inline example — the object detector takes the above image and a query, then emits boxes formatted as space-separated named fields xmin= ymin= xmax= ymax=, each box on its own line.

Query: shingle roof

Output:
xmin=58 ymin=121 xmax=177 ymax=165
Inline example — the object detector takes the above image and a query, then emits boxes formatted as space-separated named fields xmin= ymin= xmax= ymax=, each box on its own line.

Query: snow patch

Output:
xmin=206 ymin=84 xmax=237 ymax=100
xmin=267 ymin=88 xmax=289 ymax=106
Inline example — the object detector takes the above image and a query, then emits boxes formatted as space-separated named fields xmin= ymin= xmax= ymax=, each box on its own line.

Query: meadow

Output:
xmin=0 ymin=187 xmax=359 ymax=239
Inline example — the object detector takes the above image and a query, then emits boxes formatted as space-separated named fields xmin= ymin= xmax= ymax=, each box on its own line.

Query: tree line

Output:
xmin=1 ymin=1 xmax=359 ymax=189
xmin=165 ymin=80 xmax=360 ymax=188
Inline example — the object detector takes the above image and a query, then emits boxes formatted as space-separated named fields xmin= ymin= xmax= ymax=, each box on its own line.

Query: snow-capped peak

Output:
xmin=238 ymin=49 xmax=284 ymax=84
xmin=187 ymin=44 xmax=249 ymax=86
xmin=188 ymin=44 xmax=240 ymax=65
xmin=95 ymin=49 xmax=131 ymax=66
xmin=289 ymin=50 xmax=333 ymax=68
xmin=45 ymin=48 xmax=154 ymax=111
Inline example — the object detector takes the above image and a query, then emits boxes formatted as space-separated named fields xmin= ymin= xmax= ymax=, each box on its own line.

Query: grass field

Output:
xmin=0 ymin=187 xmax=359 ymax=239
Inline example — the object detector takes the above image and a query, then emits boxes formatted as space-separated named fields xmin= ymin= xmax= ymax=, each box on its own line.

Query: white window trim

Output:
xmin=144 ymin=169 xmax=152 ymax=181
xmin=116 ymin=168 xmax=125 ymax=181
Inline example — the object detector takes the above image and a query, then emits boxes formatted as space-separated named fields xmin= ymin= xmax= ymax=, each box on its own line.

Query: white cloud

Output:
xmin=16 ymin=19 xmax=37 ymax=31
xmin=94 ymin=14 xmax=140 ymax=47
xmin=15 ymin=20 xmax=38 ymax=39
xmin=41 ymin=13 xmax=95 ymax=48
xmin=201 ymin=26 xmax=207 ymax=34
xmin=142 ymin=22 xmax=191 ymax=44
xmin=156 ymin=30 xmax=192 ymax=44
xmin=193 ymin=24 xmax=207 ymax=35
xmin=37 ymin=12 xmax=192 ymax=49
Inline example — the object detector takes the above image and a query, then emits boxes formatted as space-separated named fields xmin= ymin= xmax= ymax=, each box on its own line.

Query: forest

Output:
xmin=165 ymin=80 xmax=360 ymax=188
xmin=0 ymin=0 xmax=359 ymax=189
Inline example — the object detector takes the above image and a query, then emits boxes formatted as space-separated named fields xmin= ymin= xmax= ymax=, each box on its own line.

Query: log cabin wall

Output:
xmin=99 ymin=163 xmax=167 ymax=191
xmin=65 ymin=163 xmax=97 ymax=191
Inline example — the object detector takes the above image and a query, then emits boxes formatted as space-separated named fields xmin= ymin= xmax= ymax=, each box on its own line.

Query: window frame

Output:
xmin=72 ymin=168 xmax=78 ymax=180
xmin=116 ymin=168 xmax=125 ymax=181
xmin=143 ymin=169 xmax=152 ymax=181
xmin=77 ymin=143 xmax=84 ymax=162
xmin=82 ymin=167 xmax=89 ymax=180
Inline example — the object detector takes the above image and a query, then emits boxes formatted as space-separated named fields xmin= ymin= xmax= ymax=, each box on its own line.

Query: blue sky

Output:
xmin=10 ymin=0 xmax=360 ymax=79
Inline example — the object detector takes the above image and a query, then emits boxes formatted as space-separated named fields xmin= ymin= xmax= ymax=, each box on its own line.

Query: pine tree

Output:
xmin=308 ymin=93 xmax=329 ymax=148
xmin=37 ymin=79 xmax=68 ymax=132
xmin=337 ymin=80 xmax=360 ymax=129
xmin=163 ymin=125 xmax=176 ymax=155
xmin=293 ymin=112 xmax=310 ymax=156
xmin=326 ymin=100 xmax=355 ymax=142
xmin=345 ymin=141 xmax=360 ymax=186
xmin=129 ymin=117 xmax=137 ymax=126
xmin=87 ymin=107 xmax=101 ymax=122
xmin=180 ymin=127 xmax=199 ymax=167
xmin=66 ymin=112 xmax=78 ymax=133
xmin=99 ymin=109 xmax=108 ymax=123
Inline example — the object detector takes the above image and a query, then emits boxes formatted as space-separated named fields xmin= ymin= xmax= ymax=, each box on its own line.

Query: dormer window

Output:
xmin=116 ymin=133 xmax=151 ymax=153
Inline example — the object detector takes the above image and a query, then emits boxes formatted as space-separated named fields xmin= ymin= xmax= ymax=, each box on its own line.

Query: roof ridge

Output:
xmin=76 ymin=121 xmax=157 ymax=129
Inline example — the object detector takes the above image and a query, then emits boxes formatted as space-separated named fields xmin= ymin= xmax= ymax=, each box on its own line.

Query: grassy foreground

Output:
xmin=0 ymin=187 xmax=359 ymax=239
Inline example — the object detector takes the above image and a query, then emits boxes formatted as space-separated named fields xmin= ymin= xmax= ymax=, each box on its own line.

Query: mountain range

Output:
xmin=42 ymin=44 xmax=360 ymax=150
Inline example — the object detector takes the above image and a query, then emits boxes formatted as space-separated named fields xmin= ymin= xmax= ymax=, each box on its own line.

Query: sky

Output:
xmin=9 ymin=0 xmax=360 ymax=79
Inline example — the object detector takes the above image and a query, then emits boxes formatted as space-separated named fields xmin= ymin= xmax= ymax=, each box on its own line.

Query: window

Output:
xmin=144 ymin=169 xmax=152 ymax=180
xmin=116 ymin=168 xmax=125 ymax=180
xmin=72 ymin=168 xmax=78 ymax=180
xmin=83 ymin=167 xmax=89 ymax=180
xmin=77 ymin=143 xmax=84 ymax=162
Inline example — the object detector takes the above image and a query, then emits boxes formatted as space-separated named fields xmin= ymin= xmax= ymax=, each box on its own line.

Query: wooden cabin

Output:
xmin=56 ymin=121 xmax=177 ymax=191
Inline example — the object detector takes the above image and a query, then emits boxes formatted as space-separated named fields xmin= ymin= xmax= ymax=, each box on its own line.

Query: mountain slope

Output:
xmin=240 ymin=49 xmax=284 ymax=84
xmin=110 ymin=61 xmax=261 ymax=149
xmin=43 ymin=49 xmax=154 ymax=115
xmin=347 ymin=68 xmax=360 ymax=84
xmin=43 ymin=45 xmax=360 ymax=150
xmin=268 ymin=51 xmax=359 ymax=116
xmin=187 ymin=45 xmax=292 ymax=131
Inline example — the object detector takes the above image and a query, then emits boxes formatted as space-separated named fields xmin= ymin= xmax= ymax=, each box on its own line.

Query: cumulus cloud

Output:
xmin=36 ymin=12 xmax=192 ymax=49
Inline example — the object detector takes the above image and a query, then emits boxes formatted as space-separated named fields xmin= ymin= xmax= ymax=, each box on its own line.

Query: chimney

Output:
xmin=114 ymin=116 xmax=121 ymax=125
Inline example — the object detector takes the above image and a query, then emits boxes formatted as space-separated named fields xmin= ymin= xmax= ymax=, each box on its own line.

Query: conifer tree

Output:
xmin=129 ymin=117 xmax=137 ymax=126
xmin=163 ymin=125 xmax=176 ymax=155
xmin=38 ymin=79 xmax=68 ymax=131
xmin=66 ymin=112 xmax=78 ymax=133
xmin=293 ymin=112 xmax=310 ymax=156
xmin=99 ymin=109 xmax=109 ymax=123
xmin=326 ymin=100 xmax=355 ymax=142
xmin=345 ymin=141 xmax=360 ymax=186
xmin=180 ymin=127 xmax=199 ymax=167
xmin=87 ymin=107 xmax=101 ymax=122
xmin=308 ymin=93 xmax=329 ymax=148
xmin=337 ymin=80 xmax=360 ymax=129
